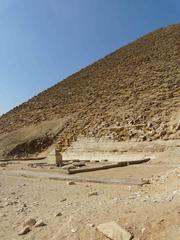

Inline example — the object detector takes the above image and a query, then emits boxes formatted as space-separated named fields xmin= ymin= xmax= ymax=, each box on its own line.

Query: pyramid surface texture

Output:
xmin=0 ymin=24 xmax=179 ymax=156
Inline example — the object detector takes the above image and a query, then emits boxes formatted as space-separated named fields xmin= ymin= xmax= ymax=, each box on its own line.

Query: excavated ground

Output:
xmin=0 ymin=140 xmax=179 ymax=240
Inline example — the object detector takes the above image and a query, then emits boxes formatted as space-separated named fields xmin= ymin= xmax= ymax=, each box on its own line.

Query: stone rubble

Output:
xmin=88 ymin=191 xmax=98 ymax=197
xmin=23 ymin=218 xmax=36 ymax=227
xmin=18 ymin=226 xmax=31 ymax=235
xmin=54 ymin=212 xmax=63 ymax=217
xmin=67 ymin=181 xmax=76 ymax=185
xmin=97 ymin=221 xmax=132 ymax=240
xmin=35 ymin=219 xmax=46 ymax=227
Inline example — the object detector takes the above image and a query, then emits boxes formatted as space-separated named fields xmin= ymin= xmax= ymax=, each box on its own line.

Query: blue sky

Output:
xmin=0 ymin=0 xmax=179 ymax=115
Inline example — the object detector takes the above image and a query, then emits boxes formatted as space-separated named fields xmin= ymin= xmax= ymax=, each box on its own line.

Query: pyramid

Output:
xmin=0 ymin=24 xmax=179 ymax=157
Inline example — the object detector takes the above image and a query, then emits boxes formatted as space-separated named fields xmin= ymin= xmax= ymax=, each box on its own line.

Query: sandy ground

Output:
xmin=0 ymin=140 xmax=180 ymax=240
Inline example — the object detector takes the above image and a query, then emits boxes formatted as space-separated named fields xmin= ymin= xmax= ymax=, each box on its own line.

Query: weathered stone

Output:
xmin=23 ymin=218 xmax=36 ymax=227
xmin=88 ymin=191 xmax=98 ymax=197
xmin=88 ymin=223 xmax=95 ymax=227
xmin=18 ymin=226 xmax=31 ymax=235
xmin=71 ymin=228 xmax=77 ymax=233
xmin=73 ymin=162 xmax=86 ymax=167
xmin=60 ymin=198 xmax=67 ymax=202
xmin=55 ymin=212 xmax=62 ymax=217
xmin=16 ymin=207 xmax=25 ymax=213
xmin=62 ymin=165 xmax=75 ymax=170
xmin=35 ymin=219 xmax=46 ymax=227
xmin=97 ymin=221 xmax=132 ymax=240
xmin=67 ymin=181 xmax=76 ymax=185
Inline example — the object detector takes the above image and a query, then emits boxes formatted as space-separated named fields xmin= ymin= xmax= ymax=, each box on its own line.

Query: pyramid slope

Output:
xmin=0 ymin=24 xmax=179 ymax=156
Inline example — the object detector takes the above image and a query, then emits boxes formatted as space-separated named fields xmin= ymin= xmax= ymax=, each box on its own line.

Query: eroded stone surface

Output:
xmin=97 ymin=221 xmax=132 ymax=240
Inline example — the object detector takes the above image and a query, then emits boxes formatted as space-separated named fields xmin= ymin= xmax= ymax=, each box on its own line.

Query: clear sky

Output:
xmin=0 ymin=0 xmax=179 ymax=115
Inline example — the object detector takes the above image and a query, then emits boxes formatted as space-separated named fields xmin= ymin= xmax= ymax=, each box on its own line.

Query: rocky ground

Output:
xmin=0 ymin=139 xmax=179 ymax=240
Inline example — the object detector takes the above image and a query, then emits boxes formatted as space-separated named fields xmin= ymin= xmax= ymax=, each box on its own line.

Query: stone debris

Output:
xmin=73 ymin=162 xmax=86 ymax=167
xmin=55 ymin=212 xmax=62 ymax=217
xmin=88 ymin=223 xmax=95 ymax=228
xmin=32 ymin=201 xmax=39 ymax=206
xmin=141 ymin=178 xmax=151 ymax=185
xmin=0 ymin=163 xmax=8 ymax=167
xmin=48 ymin=166 xmax=56 ymax=169
xmin=60 ymin=198 xmax=67 ymax=202
xmin=67 ymin=181 xmax=76 ymax=185
xmin=16 ymin=207 xmax=25 ymax=215
xmin=4 ymin=200 xmax=18 ymax=206
xmin=61 ymin=164 xmax=75 ymax=170
xmin=88 ymin=191 xmax=98 ymax=197
xmin=71 ymin=228 xmax=77 ymax=233
xmin=15 ymin=202 xmax=29 ymax=215
xmin=18 ymin=226 xmax=31 ymax=235
xmin=23 ymin=218 xmax=36 ymax=227
xmin=35 ymin=219 xmax=46 ymax=227
xmin=101 ymin=159 xmax=108 ymax=162
xmin=4 ymin=202 xmax=9 ymax=207
xmin=97 ymin=221 xmax=132 ymax=240
xmin=141 ymin=227 xmax=146 ymax=234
